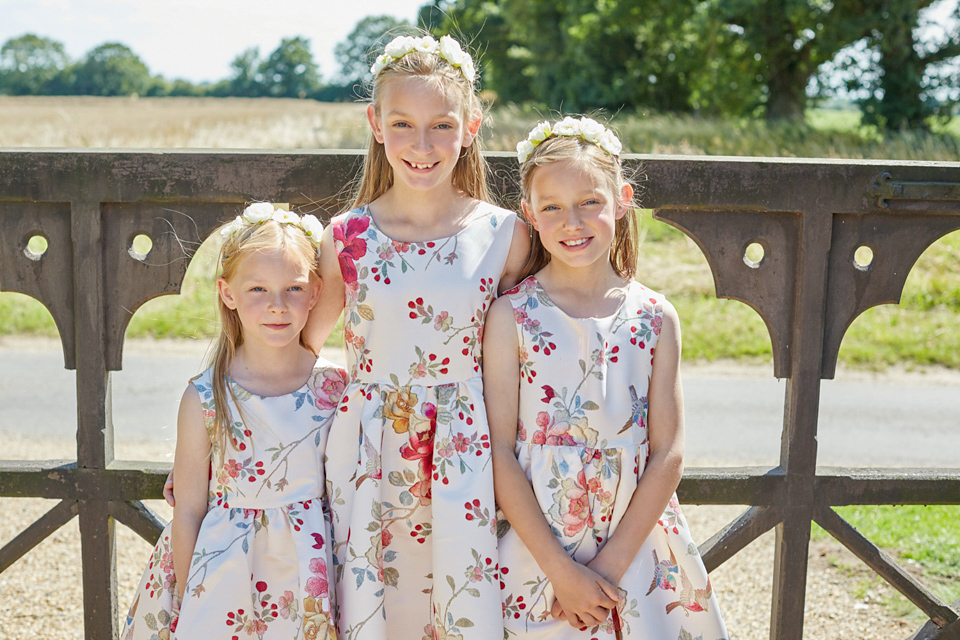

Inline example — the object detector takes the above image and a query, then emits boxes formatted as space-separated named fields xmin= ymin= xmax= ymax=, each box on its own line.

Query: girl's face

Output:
xmin=367 ymin=75 xmax=480 ymax=196
xmin=522 ymin=160 xmax=632 ymax=273
xmin=218 ymin=248 xmax=320 ymax=351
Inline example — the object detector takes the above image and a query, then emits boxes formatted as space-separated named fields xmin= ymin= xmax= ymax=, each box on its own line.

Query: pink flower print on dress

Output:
xmin=333 ymin=215 xmax=370 ymax=284
xmin=312 ymin=369 xmax=346 ymax=410
xmin=552 ymin=470 xmax=595 ymax=537
xmin=401 ymin=427 xmax=436 ymax=505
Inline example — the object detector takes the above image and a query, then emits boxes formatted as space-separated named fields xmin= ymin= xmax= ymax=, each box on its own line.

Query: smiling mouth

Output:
xmin=561 ymin=237 xmax=591 ymax=247
xmin=405 ymin=160 xmax=438 ymax=170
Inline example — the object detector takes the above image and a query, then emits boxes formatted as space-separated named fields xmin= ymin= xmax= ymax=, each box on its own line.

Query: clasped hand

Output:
xmin=549 ymin=559 xmax=620 ymax=629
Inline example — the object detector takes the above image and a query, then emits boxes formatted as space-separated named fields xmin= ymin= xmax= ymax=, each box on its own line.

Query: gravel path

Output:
xmin=1 ymin=434 xmax=918 ymax=640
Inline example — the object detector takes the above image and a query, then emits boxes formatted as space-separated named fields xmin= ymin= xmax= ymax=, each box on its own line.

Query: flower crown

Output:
xmin=516 ymin=116 xmax=623 ymax=164
xmin=220 ymin=203 xmax=323 ymax=248
xmin=371 ymin=35 xmax=476 ymax=84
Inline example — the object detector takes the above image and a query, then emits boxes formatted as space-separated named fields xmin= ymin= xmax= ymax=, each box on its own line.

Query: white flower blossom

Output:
xmin=552 ymin=117 xmax=581 ymax=136
xmin=384 ymin=36 xmax=415 ymax=58
xmin=528 ymin=121 xmax=552 ymax=143
xmin=220 ymin=216 xmax=244 ymax=239
xmin=300 ymin=214 xmax=324 ymax=243
xmin=413 ymin=36 xmax=437 ymax=53
xmin=439 ymin=36 xmax=462 ymax=62
xmin=598 ymin=129 xmax=623 ymax=156
xmin=578 ymin=117 xmax=605 ymax=143
xmin=516 ymin=139 xmax=536 ymax=164
xmin=243 ymin=202 xmax=276 ymax=223
xmin=273 ymin=211 xmax=300 ymax=225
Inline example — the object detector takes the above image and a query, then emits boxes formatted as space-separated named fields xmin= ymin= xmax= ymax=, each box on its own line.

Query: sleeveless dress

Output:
xmin=121 ymin=359 xmax=347 ymax=640
xmin=325 ymin=204 xmax=516 ymax=640
xmin=498 ymin=276 xmax=728 ymax=640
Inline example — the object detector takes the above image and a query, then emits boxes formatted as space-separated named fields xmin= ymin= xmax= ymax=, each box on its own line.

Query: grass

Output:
xmin=813 ymin=505 xmax=960 ymax=622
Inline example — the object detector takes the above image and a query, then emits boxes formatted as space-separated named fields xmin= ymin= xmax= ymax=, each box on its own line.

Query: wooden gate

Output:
xmin=1 ymin=150 xmax=958 ymax=639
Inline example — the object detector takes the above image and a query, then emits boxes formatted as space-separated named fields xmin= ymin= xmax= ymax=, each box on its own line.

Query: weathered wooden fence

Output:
xmin=0 ymin=150 xmax=958 ymax=639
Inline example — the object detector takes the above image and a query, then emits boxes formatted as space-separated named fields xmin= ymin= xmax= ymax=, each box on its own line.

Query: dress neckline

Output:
xmin=226 ymin=373 xmax=312 ymax=400
xmin=361 ymin=204 xmax=486 ymax=245
xmin=532 ymin=276 xmax=630 ymax=321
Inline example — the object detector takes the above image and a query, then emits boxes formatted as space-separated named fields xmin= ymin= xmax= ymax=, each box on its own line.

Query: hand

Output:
xmin=548 ymin=560 xmax=620 ymax=629
xmin=163 ymin=469 xmax=175 ymax=507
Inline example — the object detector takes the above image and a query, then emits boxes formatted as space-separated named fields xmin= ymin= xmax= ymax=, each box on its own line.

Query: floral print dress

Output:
xmin=121 ymin=359 xmax=347 ymax=640
xmin=325 ymin=204 xmax=517 ymax=640
xmin=498 ymin=276 xmax=728 ymax=640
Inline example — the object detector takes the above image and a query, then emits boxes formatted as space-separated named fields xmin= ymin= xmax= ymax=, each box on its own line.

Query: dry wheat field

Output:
xmin=0 ymin=97 xmax=925 ymax=639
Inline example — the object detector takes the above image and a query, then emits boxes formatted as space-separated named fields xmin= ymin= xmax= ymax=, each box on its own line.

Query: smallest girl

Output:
xmin=483 ymin=118 xmax=729 ymax=639
xmin=123 ymin=203 xmax=346 ymax=640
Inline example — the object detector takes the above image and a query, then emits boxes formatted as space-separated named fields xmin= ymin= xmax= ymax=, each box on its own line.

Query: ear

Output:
xmin=366 ymin=104 xmax=384 ymax=144
xmin=615 ymin=183 xmax=634 ymax=220
xmin=307 ymin=277 xmax=323 ymax=311
xmin=521 ymin=199 xmax=539 ymax=231
xmin=461 ymin=109 xmax=482 ymax=147
xmin=217 ymin=277 xmax=237 ymax=310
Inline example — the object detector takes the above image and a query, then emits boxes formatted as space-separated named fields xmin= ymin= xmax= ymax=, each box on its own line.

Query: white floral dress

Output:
xmin=498 ymin=276 xmax=728 ymax=640
xmin=325 ymin=204 xmax=517 ymax=640
xmin=121 ymin=359 xmax=347 ymax=640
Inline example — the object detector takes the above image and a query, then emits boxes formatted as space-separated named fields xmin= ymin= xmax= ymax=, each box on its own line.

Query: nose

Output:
xmin=563 ymin=206 xmax=584 ymax=230
xmin=414 ymin=128 xmax=432 ymax=153
xmin=267 ymin=291 xmax=286 ymax=312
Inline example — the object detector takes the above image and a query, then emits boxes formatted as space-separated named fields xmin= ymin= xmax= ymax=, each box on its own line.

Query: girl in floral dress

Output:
xmin=483 ymin=118 xmax=729 ymax=639
xmin=303 ymin=35 xmax=528 ymax=640
xmin=123 ymin=204 xmax=345 ymax=640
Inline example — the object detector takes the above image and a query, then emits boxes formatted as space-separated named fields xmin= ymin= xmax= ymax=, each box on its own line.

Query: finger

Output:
xmin=596 ymin=580 xmax=621 ymax=606
xmin=550 ymin=601 xmax=565 ymax=620
xmin=163 ymin=480 xmax=176 ymax=507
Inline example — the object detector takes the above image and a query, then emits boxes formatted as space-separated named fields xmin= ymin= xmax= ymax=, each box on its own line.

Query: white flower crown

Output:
xmin=516 ymin=116 xmax=623 ymax=164
xmin=220 ymin=203 xmax=323 ymax=248
xmin=371 ymin=35 xmax=476 ymax=84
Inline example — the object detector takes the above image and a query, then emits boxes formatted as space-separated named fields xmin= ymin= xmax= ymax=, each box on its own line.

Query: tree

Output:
xmin=864 ymin=0 xmax=960 ymax=130
xmin=258 ymin=37 xmax=321 ymax=98
xmin=433 ymin=0 xmax=732 ymax=113
xmin=0 ymin=34 xmax=69 ymax=95
xmin=227 ymin=47 xmax=264 ymax=97
xmin=334 ymin=15 xmax=411 ymax=85
xmin=719 ymin=0 xmax=879 ymax=122
xmin=72 ymin=42 xmax=151 ymax=96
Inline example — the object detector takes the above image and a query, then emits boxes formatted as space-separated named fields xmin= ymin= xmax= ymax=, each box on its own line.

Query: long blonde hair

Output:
xmin=350 ymin=39 xmax=490 ymax=209
xmin=207 ymin=219 xmax=320 ymax=453
xmin=519 ymin=136 xmax=639 ymax=279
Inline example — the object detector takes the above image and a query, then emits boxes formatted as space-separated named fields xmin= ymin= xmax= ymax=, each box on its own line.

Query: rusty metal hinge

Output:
xmin=870 ymin=171 xmax=960 ymax=208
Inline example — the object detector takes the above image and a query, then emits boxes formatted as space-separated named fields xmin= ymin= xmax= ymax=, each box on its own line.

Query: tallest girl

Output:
xmin=305 ymin=34 xmax=528 ymax=640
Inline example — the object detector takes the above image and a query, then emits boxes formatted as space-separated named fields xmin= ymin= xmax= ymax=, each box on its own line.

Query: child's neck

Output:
xmin=229 ymin=341 xmax=316 ymax=397
xmin=370 ymin=184 xmax=477 ymax=242
xmin=536 ymin=262 xmax=630 ymax=319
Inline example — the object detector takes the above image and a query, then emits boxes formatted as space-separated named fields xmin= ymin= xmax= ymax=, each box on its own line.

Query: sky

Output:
xmin=1 ymin=0 xmax=428 ymax=84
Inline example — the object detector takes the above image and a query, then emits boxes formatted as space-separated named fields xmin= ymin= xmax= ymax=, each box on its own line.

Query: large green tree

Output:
xmin=258 ymin=37 xmax=321 ymax=98
xmin=719 ymin=0 xmax=879 ymax=121
xmin=862 ymin=0 xmax=960 ymax=130
xmin=0 ymin=34 xmax=69 ymax=95
xmin=72 ymin=42 xmax=151 ymax=96
xmin=335 ymin=15 xmax=411 ymax=85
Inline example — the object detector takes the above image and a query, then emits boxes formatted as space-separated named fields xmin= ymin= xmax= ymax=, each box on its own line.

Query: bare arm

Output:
xmin=483 ymin=298 xmax=619 ymax=628
xmin=497 ymin=216 xmax=531 ymax=294
xmin=303 ymin=222 xmax=346 ymax=349
xmin=586 ymin=300 xmax=686 ymax=586
xmin=171 ymin=384 xmax=212 ymax=600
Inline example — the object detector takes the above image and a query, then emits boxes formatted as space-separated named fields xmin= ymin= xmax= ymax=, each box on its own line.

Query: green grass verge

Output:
xmin=813 ymin=505 xmax=960 ymax=621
